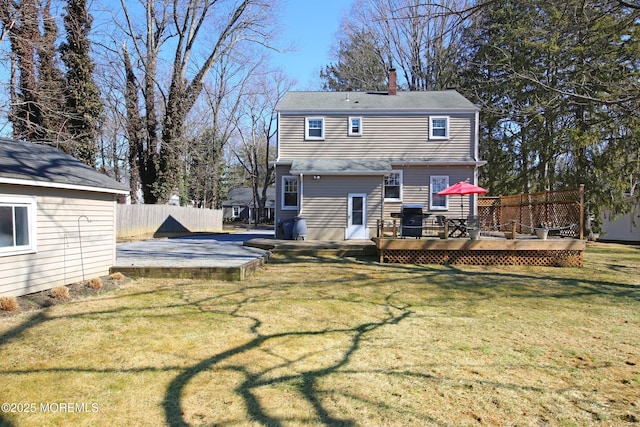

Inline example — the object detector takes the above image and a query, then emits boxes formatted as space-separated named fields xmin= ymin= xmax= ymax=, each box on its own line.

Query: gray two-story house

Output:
xmin=274 ymin=70 xmax=484 ymax=240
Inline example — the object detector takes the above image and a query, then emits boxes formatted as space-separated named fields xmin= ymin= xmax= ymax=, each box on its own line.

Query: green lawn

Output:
xmin=1 ymin=242 xmax=639 ymax=426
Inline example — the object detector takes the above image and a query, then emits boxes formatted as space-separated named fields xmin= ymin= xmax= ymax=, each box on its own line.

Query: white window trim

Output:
xmin=348 ymin=116 xmax=362 ymax=136
xmin=232 ymin=206 xmax=240 ymax=218
xmin=430 ymin=175 xmax=449 ymax=211
xmin=384 ymin=170 xmax=403 ymax=202
xmin=429 ymin=116 xmax=449 ymax=140
xmin=305 ymin=117 xmax=325 ymax=140
xmin=281 ymin=175 xmax=299 ymax=210
xmin=0 ymin=195 xmax=38 ymax=257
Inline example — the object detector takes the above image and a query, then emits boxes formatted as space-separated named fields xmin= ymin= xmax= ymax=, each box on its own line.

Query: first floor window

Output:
xmin=430 ymin=176 xmax=449 ymax=210
xmin=232 ymin=206 xmax=240 ymax=218
xmin=305 ymin=117 xmax=324 ymax=140
xmin=384 ymin=171 xmax=402 ymax=201
xmin=282 ymin=176 xmax=299 ymax=209
xmin=0 ymin=195 xmax=37 ymax=256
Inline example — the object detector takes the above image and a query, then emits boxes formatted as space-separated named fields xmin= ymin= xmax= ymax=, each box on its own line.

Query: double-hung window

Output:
xmin=430 ymin=116 xmax=449 ymax=140
xmin=430 ymin=176 xmax=449 ymax=210
xmin=0 ymin=195 xmax=37 ymax=256
xmin=305 ymin=117 xmax=324 ymax=140
xmin=384 ymin=171 xmax=403 ymax=201
xmin=282 ymin=176 xmax=299 ymax=210
xmin=348 ymin=117 xmax=362 ymax=136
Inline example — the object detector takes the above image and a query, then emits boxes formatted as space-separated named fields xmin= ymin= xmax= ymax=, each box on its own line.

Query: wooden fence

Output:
xmin=478 ymin=185 xmax=584 ymax=239
xmin=117 ymin=204 xmax=223 ymax=239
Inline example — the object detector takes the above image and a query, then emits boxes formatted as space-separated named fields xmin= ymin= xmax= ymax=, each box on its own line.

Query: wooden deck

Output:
xmin=374 ymin=236 xmax=586 ymax=266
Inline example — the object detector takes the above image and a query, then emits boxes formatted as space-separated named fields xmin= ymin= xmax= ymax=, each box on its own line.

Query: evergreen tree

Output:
xmin=38 ymin=0 xmax=66 ymax=143
xmin=59 ymin=0 xmax=103 ymax=166
xmin=2 ymin=0 xmax=44 ymax=140
xmin=458 ymin=0 xmax=640 ymax=223
xmin=320 ymin=29 xmax=388 ymax=92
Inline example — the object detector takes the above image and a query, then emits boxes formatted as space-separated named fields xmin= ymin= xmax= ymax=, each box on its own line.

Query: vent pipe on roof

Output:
xmin=388 ymin=68 xmax=397 ymax=95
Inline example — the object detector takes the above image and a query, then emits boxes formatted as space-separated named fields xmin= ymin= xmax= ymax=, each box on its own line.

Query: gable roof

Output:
xmin=224 ymin=187 xmax=275 ymax=207
xmin=277 ymin=90 xmax=479 ymax=113
xmin=0 ymin=138 xmax=129 ymax=194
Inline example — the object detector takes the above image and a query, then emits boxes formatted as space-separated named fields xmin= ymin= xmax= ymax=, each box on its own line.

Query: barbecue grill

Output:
xmin=400 ymin=204 xmax=423 ymax=238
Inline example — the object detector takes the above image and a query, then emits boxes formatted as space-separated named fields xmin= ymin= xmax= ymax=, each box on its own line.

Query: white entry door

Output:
xmin=346 ymin=193 xmax=368 ymax=239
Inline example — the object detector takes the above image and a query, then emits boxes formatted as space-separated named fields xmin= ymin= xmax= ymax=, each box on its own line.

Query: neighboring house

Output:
xmin=223 ymin=187 xmax=275 ymax=222
xmin=273 ymin=69 xmax=484 ymax=240
xmin=0 ymin=138 xmax=129 ymax=297
xmin=599 ymin=196 xmax=640 ymax=243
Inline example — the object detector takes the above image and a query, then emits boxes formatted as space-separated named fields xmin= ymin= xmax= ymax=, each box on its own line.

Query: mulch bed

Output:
xmin=0 ymin=273 xmax=132 ymax=318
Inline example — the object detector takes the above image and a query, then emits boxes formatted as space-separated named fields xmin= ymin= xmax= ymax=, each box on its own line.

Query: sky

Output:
xmin=270 ymin=0 xmax=354 ymax=90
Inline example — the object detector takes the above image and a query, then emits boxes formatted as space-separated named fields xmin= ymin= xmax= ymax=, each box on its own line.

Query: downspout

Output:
xmin=298 ymin=173 xmax=304 ymax=215
xmin=276 ymin=112 xmax=281 ymax=161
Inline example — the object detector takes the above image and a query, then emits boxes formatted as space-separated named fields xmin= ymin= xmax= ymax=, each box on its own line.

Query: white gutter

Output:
xmin=0 ymin=176 xmax=129 ymax=195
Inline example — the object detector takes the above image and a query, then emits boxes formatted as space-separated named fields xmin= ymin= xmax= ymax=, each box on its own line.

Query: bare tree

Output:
xmin=185 ymin=53 xmax=256 ymax=209
xmin=342 ymin=0 xmax=471 ymax=91
xmin=156 ymin=0 xmax=276 ymax=203
xmin=233 ymin=68 xmax=293 ymax=224
xmin=113 ymin=0 xmax=277 ymax=204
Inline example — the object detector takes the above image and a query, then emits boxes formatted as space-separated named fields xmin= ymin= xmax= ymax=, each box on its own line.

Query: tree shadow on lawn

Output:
xmin=269 ymin=253 xmax=640 ymax=302
xmin=1 ymin=251 xmax=638 ymax=426
xmin=162 ymin=291 xmax=413 ymax=427
xmin=161 ymin=256 xmax=638 ymax=426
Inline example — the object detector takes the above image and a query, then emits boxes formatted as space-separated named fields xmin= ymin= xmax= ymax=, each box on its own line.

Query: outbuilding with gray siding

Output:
xmin=0 ymin=138 xmax=128 ymax=297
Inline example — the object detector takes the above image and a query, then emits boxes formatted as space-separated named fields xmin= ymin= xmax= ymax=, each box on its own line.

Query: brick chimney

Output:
xmin=388 ymin=68 xmax=397 ymax=95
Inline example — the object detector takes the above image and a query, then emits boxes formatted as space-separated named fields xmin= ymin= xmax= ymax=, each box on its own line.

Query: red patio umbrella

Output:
xmin=437 ymin=181 xmax=487 ymax=214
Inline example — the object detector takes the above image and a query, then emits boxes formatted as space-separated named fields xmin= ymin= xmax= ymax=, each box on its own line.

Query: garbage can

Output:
xmin=293 ymin=217 xmax=307 ymax=240
xmin=282 ymin=218 xmax=295 ymax=239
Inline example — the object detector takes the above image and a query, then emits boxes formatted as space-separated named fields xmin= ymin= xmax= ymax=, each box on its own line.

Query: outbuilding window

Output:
xmin=0 ymin=195 xmax=37 ymax=256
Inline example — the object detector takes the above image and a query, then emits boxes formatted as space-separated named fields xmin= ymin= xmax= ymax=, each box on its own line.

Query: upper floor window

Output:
xmin=305 ymin=117 xmax=324 ymax=140
xmin=348 ymin=117 xmax=362 ymax=136
xmin=282 ymin=176 xmax=299 ymax=210
xmin=384 ymin=171 xmax=403 ymax=201
xmin=430 ymin=116 xmax=449 ymax=140
xmin=0 ymin=195 xmax=37 ymax=257
xmin=430 ymin=176 xmax=449 ymax=210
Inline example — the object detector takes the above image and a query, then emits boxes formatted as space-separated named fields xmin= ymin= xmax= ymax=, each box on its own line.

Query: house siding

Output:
xmin=0 ymin=185 xmax=118 ymax=297
xmin=302 ymin=175 xmax=383 ymax=240
xmin=382 ymin=165 xmax=477 ymax=219
xmin=279 ymin=113 xmax=475 ymax=160
xmin=275 ymin=167 xmax=383 ymax=240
